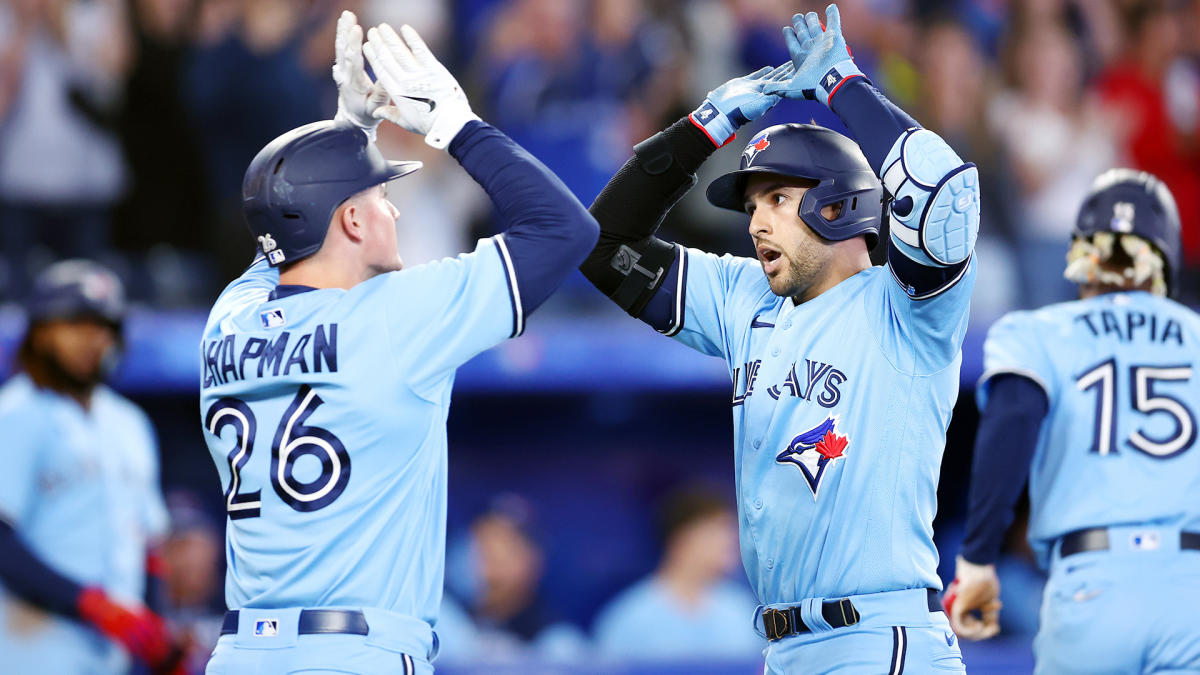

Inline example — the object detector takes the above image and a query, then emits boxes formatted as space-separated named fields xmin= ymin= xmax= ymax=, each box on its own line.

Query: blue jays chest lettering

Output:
xmin=732 ymin=354 xmax=851 ymax=499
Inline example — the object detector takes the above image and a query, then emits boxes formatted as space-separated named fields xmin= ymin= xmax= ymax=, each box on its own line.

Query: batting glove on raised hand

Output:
xmin=763 ymin=3 xmax=864 ymax=107
xmin=943 ymin=555 xmax=1002 ymax=641
xmin=332 ymin=11 xmax=390 ymax=140
xmin=77 ymin=587 xmax=175 ymax=667
xmin=363 ymin=23 xmax=480 ymax=149
xmin=690 ymin=62 xmax=794 ymax=147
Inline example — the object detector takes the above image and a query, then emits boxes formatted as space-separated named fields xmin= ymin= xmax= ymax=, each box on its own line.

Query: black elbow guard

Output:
xmin=633 ymin=132 xmax=698 ymax=213
xmin=608 ymin=237 xmax=677 ymax=317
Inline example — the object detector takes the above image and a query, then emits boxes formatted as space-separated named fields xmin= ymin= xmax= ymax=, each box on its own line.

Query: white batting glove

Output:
xmin=944 ymin=555 xmax=1002 ymax=641
xmin=363 ymin=23 xmax=479 ymax=149
xmin=332 ymin=11 xmax=389 ymax=140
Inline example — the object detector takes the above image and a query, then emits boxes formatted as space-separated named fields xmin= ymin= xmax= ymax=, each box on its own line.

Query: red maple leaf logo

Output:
xmin=815 ymin=430 xmax=848 ymax=459
xmin=752 ymin=137 xmax=770 ymax=152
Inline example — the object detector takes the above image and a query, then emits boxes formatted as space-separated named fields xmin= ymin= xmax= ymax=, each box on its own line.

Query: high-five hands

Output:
xmin=332 ymin=11 xmax=390 ymax=138
xmin=763 ymin=3 xmax=864 ymax=106
xmin=362 ymin=23 xmax=480 ymax=149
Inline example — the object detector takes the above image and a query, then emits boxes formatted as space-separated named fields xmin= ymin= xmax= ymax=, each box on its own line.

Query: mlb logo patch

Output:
xmin=268 ymin=249 xmax=286 ymax=265
xmin=1111 ymin=202 xmax=1135 ymax=232
xmin=1130 ymin=530 xmax=1160 ymax=551
xmin=254 ymin=619 xmax=279 ymax=637
xmin=260 ymin=308 xmax=286 ymax=329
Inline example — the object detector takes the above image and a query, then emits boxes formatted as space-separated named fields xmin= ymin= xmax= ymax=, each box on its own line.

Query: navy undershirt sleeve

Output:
xmin=961 ymin=374 xmax=1049 ymax=565
xmin=828 ymin=77 xmax=919 ymax=175
xmin=449 ymin=121 xmax=599 ymax=316
xmin=0 ymin=520 xmax=84 ymax=618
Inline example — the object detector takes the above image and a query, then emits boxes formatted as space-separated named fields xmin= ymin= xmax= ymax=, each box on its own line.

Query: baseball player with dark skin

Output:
xmin=0 ymin=260 xmax=183 ymax=674
xmin=199 ymin=13 xmax=597 ymax=674
xmin=946 ymin=169 xmax=1200 ymax=673
xmin=580 ymin=5 xmax=980 ymax=673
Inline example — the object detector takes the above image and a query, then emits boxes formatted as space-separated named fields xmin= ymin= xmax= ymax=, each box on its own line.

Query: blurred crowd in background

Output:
xmin=2 ymin=0 xmax=1200 ymax=672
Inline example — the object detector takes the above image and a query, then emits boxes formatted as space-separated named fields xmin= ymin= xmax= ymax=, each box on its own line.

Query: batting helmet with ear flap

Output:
xmin=26 ymin=259 xmax=126 ymax=329
xmin=706 ymin=123 xmax=883 ymax=248
xmin=1073 ymin=168 xmax=1182 ymax=296
xmin=242 ymin=120 xmax=423 ymax=266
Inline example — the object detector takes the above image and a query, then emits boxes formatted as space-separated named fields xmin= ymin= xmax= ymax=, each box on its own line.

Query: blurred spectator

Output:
xmin=159 ymin=490 xmax=223 ymax=675
xmin=111 ymin=0 xmax=218 ymax=305
xmin=0 ymin=260 xmax=175 ymax=673
xmin=592 ymin=486 xmax=759 ymax=661
xmin=0 ymin=0 xmax=131 ymax=300
xmin=185 ymin=0 xmax=341 ymax=280
xmin=990 ymin=16 xmax=1117 ymax=306
xmin=1096 ymin=0 xmax=1200 ymax=293
xmin=447 ymin=493 xmax=588 ymax=661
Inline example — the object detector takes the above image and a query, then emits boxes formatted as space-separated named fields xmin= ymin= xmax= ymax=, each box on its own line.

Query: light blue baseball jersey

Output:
xmin=978 ymin=291 xmax=1200 ymax=567
xmin=198 ymin=237 xmax=521 ymax=640
xmin=666 ymin=252 xmax=975 ymax=605
xmin=0 ymin=373 xmax=168 ymax=673
xmin=592 ymin=576 xmax=761 ymax=659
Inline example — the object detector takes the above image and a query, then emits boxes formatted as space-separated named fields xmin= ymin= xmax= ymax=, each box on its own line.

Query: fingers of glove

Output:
xmin=782 ymin=25 xmax=805 ymax=61
xmin=363 ymin=39 xmax=408 ymax=95
xmin=790 ymin=13 xmax=812 ymax=42
xmin=746 ymin=65 xmax=773 ymax=79
xmin=768 ymin=62 xmax=795 ymax=81
xmin=825 ymin=3 xmax=842 ymax=37
xmin=335 ymin=10 xmax=356 ymax=56
xmin=804 ymin=12 xmax=823 ymax=40
xmin=367 ymin=80 xmax=390 ymax=106
xmin=399 ymin=24 xmax=438 ymax=68
xmin=377 ymin=23 xmax=419 ymax=73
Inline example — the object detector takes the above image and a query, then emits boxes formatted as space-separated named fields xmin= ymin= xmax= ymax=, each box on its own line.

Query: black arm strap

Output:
xmin=582 ymin=118 xmax=717 ymax=316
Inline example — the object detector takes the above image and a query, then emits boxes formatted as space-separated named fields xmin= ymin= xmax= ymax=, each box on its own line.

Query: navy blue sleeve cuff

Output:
xmin=961 ymin=374 xmax=1048 ymax=565
xmin=828 ymin=77 xmax=920 ymax=175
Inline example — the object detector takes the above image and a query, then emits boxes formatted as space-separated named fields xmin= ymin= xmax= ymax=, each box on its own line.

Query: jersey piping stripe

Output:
xmin=494 ymin=235 xmax=525 ymax=337
xmin=402 ymin=653 xmax=414 ymax=675
xmin=890 ymin=626 xmax=907 ymax=675
xmin=662 ymin=245 xmax=688 ymax=337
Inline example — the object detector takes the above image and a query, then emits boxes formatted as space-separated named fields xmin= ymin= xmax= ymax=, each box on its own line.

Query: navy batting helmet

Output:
xmin=706 ymin=123 xmax=883 ymax=248
xmin=1074 ymin=168 xmax=1181 ymax=294
xmin=26 ymin=259 xmax=126 ymax=327
xmin=242 ymin=120 xmax=422 ymax=266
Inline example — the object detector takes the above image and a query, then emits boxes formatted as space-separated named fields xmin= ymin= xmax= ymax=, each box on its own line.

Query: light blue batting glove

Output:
xmin=689 ymin=63 xmax=794 ymax=147
xmin=763 ymin=4 xmax=864 ymax=107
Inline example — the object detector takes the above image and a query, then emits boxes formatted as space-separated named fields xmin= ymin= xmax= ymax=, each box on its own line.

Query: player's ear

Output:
xmin=336 ymin=201 xmax=367 ymax=244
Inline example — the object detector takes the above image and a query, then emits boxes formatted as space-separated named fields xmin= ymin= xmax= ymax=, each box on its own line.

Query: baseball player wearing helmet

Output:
xmin=200 ymin=13 xmax=597 ymax=675
xmin=0 ymin=260 xmax=180 ymax=674
xmin=580 ymin=5 xmax=978 ymax=673
xmin=948 ymin=169 xmax=1200 ymax=673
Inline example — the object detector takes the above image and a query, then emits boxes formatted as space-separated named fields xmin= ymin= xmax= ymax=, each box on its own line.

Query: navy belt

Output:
xmin=220 ymin=609 xmax=369 ymax=636
xmin=1060 ymin=527 xmax=1200 ymax=558
xmin=761 ymin=589 xmax=941 ymax=641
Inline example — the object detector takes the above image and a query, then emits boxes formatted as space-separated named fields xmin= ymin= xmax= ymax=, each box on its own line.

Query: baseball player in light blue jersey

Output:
xmin=200 ymin=14 xmax=597 ymax=675
xmin=0 ymin=260 xmax=178 ymax=674
xmin=579 ymin=5 xmax=978 ymax=673
xmin=947 ymin=169 xmax=1200 ymax=673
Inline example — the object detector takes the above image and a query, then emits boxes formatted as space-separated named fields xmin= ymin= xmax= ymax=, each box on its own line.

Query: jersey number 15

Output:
xmin=1076 ymin=359 xmax=1196 ymax=459
xmin=205 ymin=384 xmax=351 ymax=519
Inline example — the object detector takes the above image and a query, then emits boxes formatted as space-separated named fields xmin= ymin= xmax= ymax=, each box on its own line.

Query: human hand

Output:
xmin=943 ymin=556 xmax=1002 ymax=641
xmin=763 ymin=4 xmax=863 ymax=106
xmin=689 ymin=62 xmax=794 ymax=147
xmin=332 ymin=11 xmax=389 ymax=138
xmin=363 ymin=23 xmax=480 ymax=149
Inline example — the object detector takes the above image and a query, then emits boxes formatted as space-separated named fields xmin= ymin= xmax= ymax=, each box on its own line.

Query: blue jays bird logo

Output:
xmin=744 ymin=132 xmax=771 ymax=165
xmin=776 ymin=417 xmax=850 ymax=498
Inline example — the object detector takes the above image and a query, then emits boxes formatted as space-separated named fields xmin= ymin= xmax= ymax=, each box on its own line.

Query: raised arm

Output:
xmin=363 ymin=22 xmax=598 ymax=319
xmin=580 ymin=66 xmax=790 ymax=331
xmin=766 ymin=4 xmax=980 ymax=299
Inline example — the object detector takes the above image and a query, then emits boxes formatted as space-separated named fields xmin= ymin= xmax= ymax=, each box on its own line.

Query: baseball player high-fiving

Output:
xmin=199 ymin=13 xmax=597 ymax=674
xmin=580 ymin=5 xmax=979 ymax=673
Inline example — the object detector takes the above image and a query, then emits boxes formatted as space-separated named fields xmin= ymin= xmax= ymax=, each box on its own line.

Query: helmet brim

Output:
xmin=383 ymin=160 xmax=423 ymax=183
xmin=706 ymin=166 xmax=820 ymax=213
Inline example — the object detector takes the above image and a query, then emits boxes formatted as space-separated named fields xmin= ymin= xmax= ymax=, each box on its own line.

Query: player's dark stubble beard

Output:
xmin=18 ymin=332 xmax=115 ymax=401
xmin=767 ymin=229 xmax=832 ymax=305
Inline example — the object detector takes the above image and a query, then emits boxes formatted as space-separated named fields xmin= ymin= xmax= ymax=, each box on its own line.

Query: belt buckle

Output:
xmin=763 ymin=608 xmax=790 ymax=641
xmin=836 ymin=598 xmax=859 ymax=626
